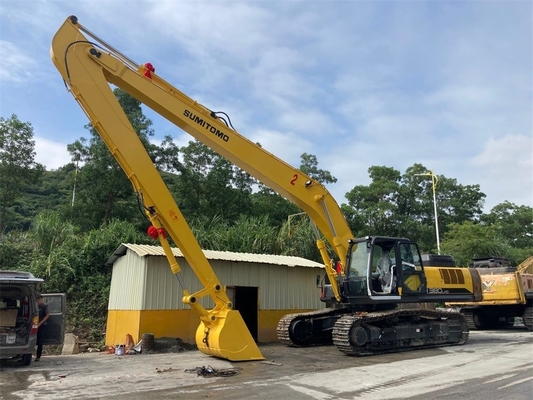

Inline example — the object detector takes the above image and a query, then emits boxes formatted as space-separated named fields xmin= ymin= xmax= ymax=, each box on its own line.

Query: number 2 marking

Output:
xmin=290 ymin=174 xmax=298 ymax=185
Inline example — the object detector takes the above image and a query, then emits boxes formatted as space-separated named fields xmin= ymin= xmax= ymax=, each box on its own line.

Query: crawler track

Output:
xmin=277 ymin=308 xmax=469 ymax=356
xmin=460 ymin=308 xmax=477 ymax=330
xmin=277 ymin=308 xmax=342 ymax=347
xmin=332 ymin=309 xmax=469 ymax=356
xmin=523 ymin=306 xmax=533 ymax=331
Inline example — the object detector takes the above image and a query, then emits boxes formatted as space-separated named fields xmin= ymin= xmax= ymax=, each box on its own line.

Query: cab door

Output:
xmin=398 ymin=242 xmax=427 ymax=295
xmin=41 ymin=293 xmax=66 ymax=345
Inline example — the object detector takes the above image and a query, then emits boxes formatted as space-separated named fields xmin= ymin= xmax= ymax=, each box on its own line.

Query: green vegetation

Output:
xmin=1 ymin=91 xmax=531 ymax=343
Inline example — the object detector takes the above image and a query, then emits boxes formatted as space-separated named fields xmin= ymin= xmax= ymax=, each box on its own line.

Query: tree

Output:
xmin=190 ymin=214 xmax=279 ymax=254
xmin=344 ymin=166 xmax=402 ymax=237
xmin=0 ymin=229 xmax=33 ymax=270
xmin=250 ymin=188 xmax=300 ymax=228
xmin=60 ymin=219 xmax=147 ymax=342
xmin=173 ymin=140 xmax=255 ymax=222
xmin=245 ymin=150 xmax=338 ymax=228
xmin=0 ymin=114 xmax=44 ymax=233
xmin=440 ymin=222 xmax=510 ymax=266
xmin=29 ymin=211 xmax=79 ymax=291
xmin=342 ymin=163 xmax=486 ymax=253
xmin=66 ymin=89 xmax=156 ymax=230
xmin=152 ymin=135 xmax=183 ymax=173
xmin=299 ymin=153 xmax=337 ymax=184
xmin=401 ymin=164 xmax=485 ymax=252
xmin=481 ymin=202 xmax=533 ymax=264
xmin=277 ymin=213 xmax=323 ymax=261
xmin=483 ymin=202 xmax=533 ymax=249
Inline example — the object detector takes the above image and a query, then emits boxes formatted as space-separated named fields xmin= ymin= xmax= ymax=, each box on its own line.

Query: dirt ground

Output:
xmin=1 ymin=327 xmax=532 ymax=400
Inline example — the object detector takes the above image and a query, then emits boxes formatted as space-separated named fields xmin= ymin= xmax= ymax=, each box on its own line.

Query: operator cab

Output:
xmin=340 ymin=236 xmax=428 ymax=304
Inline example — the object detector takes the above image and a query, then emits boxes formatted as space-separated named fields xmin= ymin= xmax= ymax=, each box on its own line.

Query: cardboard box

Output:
xmin=0 ymin=309 xmax=18 ymax=327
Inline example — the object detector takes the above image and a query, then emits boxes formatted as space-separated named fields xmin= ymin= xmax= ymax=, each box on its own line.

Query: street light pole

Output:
xmin=415 ymin=170 xmax=441 ymax=254
xmin=430 ymin=171 xmax=441 ymax=255
xmin=71 ymin=153 xmax=80 ymax=208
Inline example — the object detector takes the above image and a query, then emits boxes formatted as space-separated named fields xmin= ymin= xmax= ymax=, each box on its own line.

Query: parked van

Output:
xmin=0 ymin=271 xmax=66 ymax=365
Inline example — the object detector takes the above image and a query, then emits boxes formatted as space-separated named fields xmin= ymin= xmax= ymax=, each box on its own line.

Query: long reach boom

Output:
xmin=51 ymin=15 xmax=353 ymax=360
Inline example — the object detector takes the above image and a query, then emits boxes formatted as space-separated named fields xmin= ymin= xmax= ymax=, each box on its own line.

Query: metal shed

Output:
xmin=105 ymin=243 xmax=325 ymax=346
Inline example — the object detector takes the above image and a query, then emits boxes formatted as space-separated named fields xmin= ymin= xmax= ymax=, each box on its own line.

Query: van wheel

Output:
xmin=21 ymin=354 xmax=32 ymax=366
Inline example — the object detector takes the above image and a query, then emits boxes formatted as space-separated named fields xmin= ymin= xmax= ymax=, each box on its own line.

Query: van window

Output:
xmin=44 ymin=296 xmax=63 ymax=314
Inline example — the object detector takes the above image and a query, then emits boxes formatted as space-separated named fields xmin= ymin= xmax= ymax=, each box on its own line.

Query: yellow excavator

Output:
xmin=51 ymin=16 xmax=483 ymax=360
xmin=446 ymin=256 xmax=533 ymax=331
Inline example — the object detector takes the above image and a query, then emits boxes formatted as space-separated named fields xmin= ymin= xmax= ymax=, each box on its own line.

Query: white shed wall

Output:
xmin=110 ymin=249 xmax=324 ymax=311
xmin=108 ymin=251 xmax=146 ymax=310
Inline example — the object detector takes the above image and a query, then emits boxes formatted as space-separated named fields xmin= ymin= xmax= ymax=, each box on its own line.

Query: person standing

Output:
xmin=35 ymin=294 xmax=49 ymax=361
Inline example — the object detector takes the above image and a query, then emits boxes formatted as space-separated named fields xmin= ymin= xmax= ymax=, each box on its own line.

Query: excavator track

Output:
xmin=332 ymin=309 xmax=469 ymax=356
xmin=459 ymin=308 xmax=477 ymax=330
xmin=523 ymin=306 xmax=533 ymax=331
xmin=277 ymin=308 xmax=344 ymax=347
xmin=459 ymin=307 xmax=518 ymax=330
xmin=277 ymin=308 xmax=469 ymax=356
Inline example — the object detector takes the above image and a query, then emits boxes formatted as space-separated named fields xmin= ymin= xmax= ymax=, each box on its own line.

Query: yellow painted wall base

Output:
xmin=105 ymin=310 xmax=141 ymax=346
xmin=105 ymin=309 xmax=196 ymax=346
xmin=105 ymin=308 xmax=317 ymax=347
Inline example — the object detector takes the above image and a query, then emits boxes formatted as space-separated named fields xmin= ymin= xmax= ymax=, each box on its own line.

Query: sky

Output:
xmin=1 ymin=0 xmax=531 ymax=213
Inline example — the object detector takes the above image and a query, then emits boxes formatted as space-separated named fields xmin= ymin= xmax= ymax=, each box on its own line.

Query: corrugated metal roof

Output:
xmin=106 ymin=243 xmax=324 ymax=268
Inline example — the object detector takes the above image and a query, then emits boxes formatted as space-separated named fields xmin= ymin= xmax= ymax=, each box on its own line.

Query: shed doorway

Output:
xmin=226 ymin=286 xmax=258 ymax=341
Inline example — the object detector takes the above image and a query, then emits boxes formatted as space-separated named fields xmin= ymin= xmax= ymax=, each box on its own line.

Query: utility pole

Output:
xmin=71 ymin=153 xmax=80 ymax=207
xmin=414 ymin=170 xmax=440 ymax=254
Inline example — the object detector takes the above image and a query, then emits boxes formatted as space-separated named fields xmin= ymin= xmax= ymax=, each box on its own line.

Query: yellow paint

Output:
xmin=106 ymin=308 xmax=314 ymax=347
xmin=446 ymin=272 xmax=533 ymax=307
xmin=404 ymin=275 xmax=421 ymax=291
xmin=105 ymin=310 xmax=191 ymax=346
xmin=481 ymin=273 xmax=521 ymax=302
xmin=424 ymin=267 xmax=476 ymax=291
xmin=195 ymin=309 xmax=264 ymax=361
xmin=450 ymin=272 xmax=527 ymax=307
xmin=140 ymin=309 xmax=199 ymax=343
xmin=105 ymin=310 xmax=141 ymax=345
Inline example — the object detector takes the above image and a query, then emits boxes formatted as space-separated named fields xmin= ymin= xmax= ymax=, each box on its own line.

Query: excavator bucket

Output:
xmin=195 ymin=310 xmax=264 ymax=361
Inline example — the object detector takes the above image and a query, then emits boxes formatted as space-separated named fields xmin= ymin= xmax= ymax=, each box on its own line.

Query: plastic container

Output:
xmin=115 ymin=344 xmax=125 ymax=356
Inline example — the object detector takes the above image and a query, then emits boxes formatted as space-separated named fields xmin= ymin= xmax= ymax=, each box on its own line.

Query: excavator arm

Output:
xmin=517 ymin=256 xmax=533 ymax=274
xmin=51 ymin=16 xmax=264 ymax=361
xmin=51 ymin=16 xmax=354 ymax=302
xmin=51 ymin=15 xmax=486 ymax=358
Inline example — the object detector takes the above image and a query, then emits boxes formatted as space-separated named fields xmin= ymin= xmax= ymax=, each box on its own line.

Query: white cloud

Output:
xmin=145 ymin=1 xmax=275 ymax=60
xmin=0 ymin=40 xmax=36 ymax=83
xmin=248 ymin=128 xmax=313 ymax=167
xmin=470 ymin=134 xmax=533 ymax=210
xmin=34 ymin=136 xmax=70 ymax=171
xmin=1 ymin=0 xmax=531 ymax=214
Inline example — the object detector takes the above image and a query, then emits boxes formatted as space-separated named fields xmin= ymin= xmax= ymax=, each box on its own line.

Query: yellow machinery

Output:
xmin=51 ymin=16 xmax=484 ymax=358
xmin=446 ymin=257 xmax=533 ymax=331
xmin=50 ymin=16 xmax=263 ymax=361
